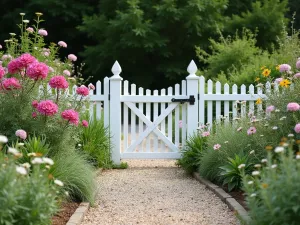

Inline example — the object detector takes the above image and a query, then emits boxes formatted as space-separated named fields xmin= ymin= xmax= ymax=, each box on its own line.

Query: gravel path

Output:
xmin=82 ymin=160 xmax=239 ymax=225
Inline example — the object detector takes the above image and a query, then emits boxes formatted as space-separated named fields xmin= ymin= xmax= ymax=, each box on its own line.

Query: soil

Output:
xmin=222 ymin=186 xmax=248 ymax=210
xmin=52 ymin=202 xmax=80 ymax=225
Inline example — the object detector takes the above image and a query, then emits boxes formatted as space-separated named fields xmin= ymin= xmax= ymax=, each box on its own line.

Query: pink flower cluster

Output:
xmin=247 ymin=127 xmax=256 ymax=135
xmin=295 ymin=123 xmax=300 ymax=133
xmin=213 ymin=144 xmax=221 ymax=150
xmin=61 ymin=109 xmax=79 ymax=125
xmin=294 ymin=73 xmax=300 ymax=78
xmin=266 ymin=105 xmax=275 ymax=113
xmin=38 ymin=29 xmax=48 ymax=36
xmin=0 ymin=66 xmax=6 ymax=79
xmin=287 ymin=102 xmax=300 ymax=112
xmin=82 ymin=120 xmax=88 ymax=127
xmin=279 ymin=64 xmax=291 ymax=73
xmin=7 ymin=53 xmax=36 ymax=74
xmin=76 ymin=85 xmax=89 ymax=96
xmin=2 ymin=77 xmax=21 ymax=90
xmin=201 ymin=131 xmax=210 ymax=137
xmin=15 ymin=129 xmax=27 ymax=140
xmin=27 ymin=61 xmax=49 ymax=80
xmin=49 ymin=76 xmax=69 ymax=89
xmin=37 ymin=100 xmax=58 ymax=116
xmin=58 ymin=41 xmax=67 ymax=48
xmin=68 ymin=54 xmax=77 ymax=62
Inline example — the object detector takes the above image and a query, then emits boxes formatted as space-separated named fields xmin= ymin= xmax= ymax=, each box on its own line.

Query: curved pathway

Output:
xmin=82 ymin=160 xmax=238 ymax=225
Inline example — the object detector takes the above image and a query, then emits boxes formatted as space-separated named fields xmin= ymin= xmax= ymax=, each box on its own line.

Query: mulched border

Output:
xmin=193 ymin=172 xmax=250 ymax=224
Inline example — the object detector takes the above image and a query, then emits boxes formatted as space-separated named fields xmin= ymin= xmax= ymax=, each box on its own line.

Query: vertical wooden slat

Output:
xmin=89 ymin=86 xmax=94 ymax=122
xmin=145 ymin=89 xmax=151 ymax=152
xmin=160 ymin=89 xmax=166 ymax=152
xmin=123 ymin=80 xmax=129 ymax=152
xmin=96 ymin=81 xmax=102 ymax=120
xmin=167 ymin=87 xmax=173 ymax=145
xmin=240 ymin=85 xmax=246 ymax=117
xmin=138 ymin=87 xmax=144 ymax=152
xmin=181 ymin=80 xmax=187 ymax=148
xmin=130 ymin=84 xmax=136 ymax=150
xmin=207 ymin=80 xmax=213 ymax=127
xmin=198 ymin=76 xmax=205 ymax=125
xmin=232 ymin=84 xmax=238 ymax=120
xmin=174 ymin=84 xmax=180 ymax=147
xmin=215 ymin=81 xmax=221 ymax=122
xmin=153 ymin=90 xmax=159 ymax=151
xmin=249 ymin=84 xmax=255 ymax=117
xmin=103 ymin=77 xmax=109 ymax=128
xmin=224 ymin=83 xmax=230 ymax=123
xmin=257 ymin=86 xmax=263 ymax=113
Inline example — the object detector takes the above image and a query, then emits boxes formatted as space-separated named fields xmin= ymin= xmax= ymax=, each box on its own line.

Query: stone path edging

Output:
xmin=193 ymin=172 xmax=251 ymax=224
xmin=66 ymin=202 xmax=90 ymax=225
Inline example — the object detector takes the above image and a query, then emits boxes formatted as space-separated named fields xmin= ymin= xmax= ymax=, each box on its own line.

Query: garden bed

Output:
xmin=52 ymin=202 xmax=80 ymax=225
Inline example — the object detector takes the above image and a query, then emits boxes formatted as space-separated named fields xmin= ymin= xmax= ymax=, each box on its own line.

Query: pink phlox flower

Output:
xmin=247 ymin=127 xmax=257 ymax=135
xmin=76 ymin=85 xmax=89 ymax=96
xmin=295 ymin=123 xmax=300 ymax=133
xmin=37 ymin=100 xmax=58 ymax=116
xmin=201 ymin=131 xmax=210 ymax=137
xmin=32 ymin=112 xmax=37 ymax=118
xmin=49 ymin=76 xmax=69 ymax=89
xmin=82 ymin=120 xmax=89 ymax=127
xmin=0 ymin=66 xmax=6 ymax=79
xmin=279 ymin=64 xmax=291 ymax=73
xmin=26 ymin=27 xmax=34 ymax=33
xmin=58 ymin=41 xmax=67 ymax=48
xmin=15 ymin=129 xmax=27 ymax=140
xmin=2 ymin=54 xmax=12 ymax=61
xmin=32 ymin=100 xmax=39 ymax=108
xmin=2 ymin=77 xmax=21 ymax=90
xmin=61 ymin=109 xmax=79 ymax=125
xmin=38 ymin=29 xmax=48 ymax=36
xmin=294 ymin=73 xmax=300 ymax=78
xmin=287 ymin=102 xmax=300 ymax=112
xmin=26 ymin=61 xmax=49 ymax=80
xmin=213 ymin=144 xmax=221 ymax=150
xmin=88 ymin=83 xmax=95 ymax=90
xmin=19 ymin=53 xmax=36 ymax=68
xmin=63 ymin=70 xmax=71 ymax=76
xmin=68 ymin=54 xmax=77 ymax=62
xmin=266 ymin=105 xmax=275 ymax=113
xmin=296 ymin=60 xmax=300 ymax=69
xmin=179 ymin=120 xmax=183 ymax=128
xmin=7 ymin=59 xmax=22 ymax=74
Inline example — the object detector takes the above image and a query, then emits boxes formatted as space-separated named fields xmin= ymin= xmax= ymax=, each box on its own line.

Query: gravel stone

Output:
xmin=82 ymin=160 xmax=239 ymax=225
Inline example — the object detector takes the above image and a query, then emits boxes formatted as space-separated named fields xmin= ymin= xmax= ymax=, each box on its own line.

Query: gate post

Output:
xmin=186 ymin=60 xmax=199 ymax=138
xmin=109 ymin=61 xmax=123 ymax=165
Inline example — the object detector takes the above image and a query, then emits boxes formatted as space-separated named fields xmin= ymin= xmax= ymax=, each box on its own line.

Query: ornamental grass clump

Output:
xmin=242 ymin=139 xmax=300 ymax=225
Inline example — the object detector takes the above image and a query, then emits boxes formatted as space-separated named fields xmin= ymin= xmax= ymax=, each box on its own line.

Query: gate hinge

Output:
xmin=171 ymin=95 xmax=195 ymax=105
xmin=108 ymin=94 xmax=110 ymax=101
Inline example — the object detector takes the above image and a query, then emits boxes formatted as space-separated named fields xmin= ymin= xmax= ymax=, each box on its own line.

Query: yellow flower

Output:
xmin=276 ymin=65 xmax=280 ymax=71
xmin=262 ymin=69 xmax=271 ymax=77
xmin=262 ymin=183 xmax=268 ymax=189
xmin=260 ymin=66 xmax=266 ymax=70
xmin=256 ymin=98 xmax=262 ymax=105
xmin=265 ymin=145 xmax=273 ymax=151
xmin=255 ymin=77 xmax=260 ymax=82
xmin=279 ymin=79 xmax=291 ymax=88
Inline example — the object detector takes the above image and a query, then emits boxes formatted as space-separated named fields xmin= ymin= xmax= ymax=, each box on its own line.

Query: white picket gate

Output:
xmin=84 ymin=60 xmax=269 ymax=164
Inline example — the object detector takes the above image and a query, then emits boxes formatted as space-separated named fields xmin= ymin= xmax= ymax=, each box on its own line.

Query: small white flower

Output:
xmin=288 ymin=133 xmax=294 ymax=137
xmin=236 ymin=100 xmax=240 ymax=104
xmin=28 ymin=152 xmax=36 ymax=157
xmin=275 ymin=109 xmax=280 ymax=112
xmin=224 ymin=141 xmax=229 ymax=144
xmin=45 ymin=165 xmax=51 ymax=169
xmin=260 ymin=135 xmax=264 ymax=137
xmin=78 ymin=144 xmax=82 ymax=147
xmin=23 ymin=20 xmax=30 ymax=23
xmin=241 ymin=100 xmax=247 ymax=104
xmin=9 ymin=33 xmax=16 ymax=36
xmin=8 ymin=147 xmax=19 ymax=155
xmin=54 ymin=179 xmax=64 ymax=187
xmin=65 ymin=191 xmax=69 ymax=196
xmin=272 ymin=126 xmax=278 ymax=130
xmin=252 ymin=171 xmax=260 ymax=176
xmin=22 ymin=163 xmax=31 ymax=168
xmin=0 ymin=135 xmax=8 ymax=143
xmin=16 ymin=166 xmax=27 ymax=175
xmin=271 ymin=164 xmax=277 ymax=169
xmin=250 ymin=150 xmax=255 ymax=154
xmin=282 ymin=143 xmax=289 ymax=147
xmin=20 ymin=13 xmax=25 ymax=16
xmin=17 ymin=143 xmax=24 ymax=147
xmin=254 ymin=164 xmax=261 ymax=168
xmin=274 ymin=146 xmax=284 ymax=153
xmin=279 ymin=116 xmax=287 ymax=121
xmin=296 ymin=155 xmax=300 ymax=160
xmin=238 ymin=164 xmax=245 ymax=169
xmin=31 ymin=157 xmax=44 ymax=164
xmin=250 ymin=193 xmax=257 ymax=197
xmin=42 ymin=157 xmax=54 ymax=165
xmin=264 ymin=124 xmax=269 ymax=127
xmin=261 ymin=159 xmax=267 ymax=163
xmin=248 ymin=181 xmax=254 ymax=185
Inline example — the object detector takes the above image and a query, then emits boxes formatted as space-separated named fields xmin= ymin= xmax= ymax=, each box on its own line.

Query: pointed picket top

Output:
xmin=111 ymin=61 xmax=122 ymax=79
xmin=186 ymin=60 xmax=198 ymax=79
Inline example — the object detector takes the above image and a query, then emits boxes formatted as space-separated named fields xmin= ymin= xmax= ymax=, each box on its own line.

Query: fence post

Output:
xmin=109 ymin=61 xmax=123 ymax=165
xmin=186 ymin=60 xmax=199 ymax=138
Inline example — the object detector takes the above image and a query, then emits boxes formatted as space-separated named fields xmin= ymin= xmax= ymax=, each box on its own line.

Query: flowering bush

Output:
xmin=243 ymin=139 xmax=300 ymax=225
xmin=0 ymin=136 xmax=61 ymax=225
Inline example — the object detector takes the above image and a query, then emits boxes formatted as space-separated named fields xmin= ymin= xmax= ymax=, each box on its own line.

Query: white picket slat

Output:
xmin=123 ymin=80 xmax=129 ymax=152
xmin=153 ymin=90 xmax=159 ymax=152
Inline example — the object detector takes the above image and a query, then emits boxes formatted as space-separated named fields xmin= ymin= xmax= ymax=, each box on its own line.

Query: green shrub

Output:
xmin=0 ymin=145 xmax=59 ymax=225
xmin=79 ymin=117 xmax=112 ymax=168
xmin=219 ymin=153 xmax=253 ymax=191
xmin=177 ymin=132 xmax=208 ymax=174
xmin=243 ymin=141 xmax=300 ymax=225
xmin=50 ymin=148 xmax=96 ymax=204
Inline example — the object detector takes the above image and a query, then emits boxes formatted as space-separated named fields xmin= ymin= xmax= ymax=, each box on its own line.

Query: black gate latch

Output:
xmin=171 ymin=95 xmax=195 ymax=105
